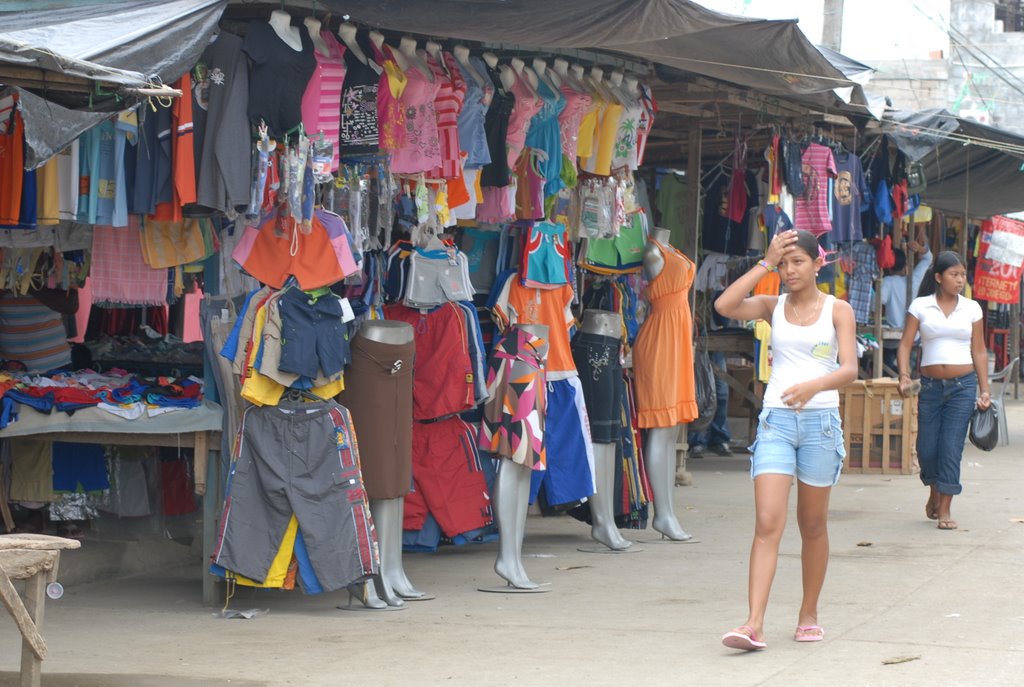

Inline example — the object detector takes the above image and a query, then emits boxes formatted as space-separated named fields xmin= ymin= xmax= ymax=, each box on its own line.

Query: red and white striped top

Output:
xmin=794 ymin=142 xmax=837 ymax=236
xmin=301 ymin=31 xmax=347 ymax=171
xmin=426 ymin=52 xmax=467 ymax=179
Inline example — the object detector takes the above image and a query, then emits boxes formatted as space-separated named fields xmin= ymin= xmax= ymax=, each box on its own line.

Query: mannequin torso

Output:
xmin=360 ymin=319 xmax=414 ymax=345
xmin=454 ymin=44 xmax=487 ymax=89
xmin=580 ymin=310 xmax=622 ymax=339
xmin=643 ymin=227 xmax=673 ymax=281
xmin=303 ymin=17 xmax=328 ymax=55
xmin=338 ymin=23 xmax=369 ymax=65
xmin=268 ymin=9 xmax=302 ymax=51
xmin=399 ymin=37 xmax=433 ymax=80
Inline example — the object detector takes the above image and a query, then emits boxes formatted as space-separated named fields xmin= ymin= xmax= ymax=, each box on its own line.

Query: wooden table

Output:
xmin=1 ymin=417 xmax=222 ymax=606
xmin=0 ymin=533 xmax=81 ymax=687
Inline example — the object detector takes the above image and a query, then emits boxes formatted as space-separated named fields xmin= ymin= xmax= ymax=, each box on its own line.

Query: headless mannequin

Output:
xmin=349 ymin=320 xmax=424 ymax=609
xmin=587 ymin=66 xmax=619 ymax=104
xmin=453 ymin=44 xmax=487 ymax=89
xmin=268 ymin=9 xmax=302 ymax=51
xmin=580 ymin=310 xmax=634 ymax=551
xmin=641 ymin=227 xmax=694 ymax=542
xmin=424 ymin=40 xmax=443 ymax=63
xmin=532 ymin=58 xmax=559 ymax=91
xmin=492 ymin=323 xmax=550 ymax=590
xmin=303 ymin=16 xmax=328 ymax=55
xmin=553 ymin=59 xmax=581 ymax=90
xmin=338 ymin=23 xmax=370 ymax=66
xmin=399 ymin=36 xmax=433 ymax=79
xmin=495 ymin=60 xmax=516 ymax=92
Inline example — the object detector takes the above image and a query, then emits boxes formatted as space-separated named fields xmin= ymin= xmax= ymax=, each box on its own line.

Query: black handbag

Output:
xmin=691 ymin=342 xmax=716 ymax=433
xmin=968 ymin=403 xmax=999 ymax=452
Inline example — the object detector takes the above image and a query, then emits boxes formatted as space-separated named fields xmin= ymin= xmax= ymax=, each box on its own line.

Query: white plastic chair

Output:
xmin=988 ymin=356 xmax=1019 ymax=447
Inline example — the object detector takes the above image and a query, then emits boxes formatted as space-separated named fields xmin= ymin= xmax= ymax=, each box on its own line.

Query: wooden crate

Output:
xmin=839 ymin=378 xmax=917 ymax=474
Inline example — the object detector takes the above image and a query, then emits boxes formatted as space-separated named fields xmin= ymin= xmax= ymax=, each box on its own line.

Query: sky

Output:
xmin=697 ymin=0 xmax=952 ymax=63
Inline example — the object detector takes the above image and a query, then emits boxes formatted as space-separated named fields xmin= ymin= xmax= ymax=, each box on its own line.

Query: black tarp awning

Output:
xmin=0 ymin=0 xmax=226 ymax=88
xmin=0 ymin=0 xmax=226 ymax=167
xmin=884 ymin=109 xmax=1024 ymax=218
xmin=328 ymin=0 xmax=855 ymax=101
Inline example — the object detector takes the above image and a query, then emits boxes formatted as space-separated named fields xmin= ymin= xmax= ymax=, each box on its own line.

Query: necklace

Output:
xmin=787 ymin=291 xmax=823 ymax=326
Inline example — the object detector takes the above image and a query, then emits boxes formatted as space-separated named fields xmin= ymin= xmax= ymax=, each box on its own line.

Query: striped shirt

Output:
xmin=301 ymin=30 xmax=347 ymax=171
xmin=0 ymin=295 xmax=72 ymax=372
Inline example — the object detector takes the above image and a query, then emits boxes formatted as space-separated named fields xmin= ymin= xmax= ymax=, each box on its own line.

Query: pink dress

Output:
xmin=389 ymin=61 xmax=442 ymax=174
xmin=426 ymin=52 xmax=467 ymax=179
xmin=300 ymin=31 xmax=347 ymax=170
xmin=504 ymin=72 xmax=542 ymax=170
xmin=557 ymin=83 xmax=592 ymax=162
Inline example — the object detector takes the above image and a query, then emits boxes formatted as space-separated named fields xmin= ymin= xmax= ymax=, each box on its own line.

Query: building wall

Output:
xmin=871 ymin=59 xmax=950 ymax=111
xmin=948 ymin=0 xmax=1024 ymax=133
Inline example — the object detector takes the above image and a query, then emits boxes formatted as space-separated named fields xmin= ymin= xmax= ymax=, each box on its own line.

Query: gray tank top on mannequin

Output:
xmin=359 ymin=320 xmax=414 ymax=345
xmin=642 ymin=227 xmax=673 ymax=281
xmin=580 ymin=310 xmax=622 ymax=339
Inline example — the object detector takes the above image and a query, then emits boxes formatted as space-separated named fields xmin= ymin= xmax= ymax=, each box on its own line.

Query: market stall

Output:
xmin=11 ymin=0 xmax=973 ymax=609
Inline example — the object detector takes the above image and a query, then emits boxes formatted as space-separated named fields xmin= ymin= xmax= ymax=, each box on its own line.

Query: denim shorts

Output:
xmin=748 ymin=407 xmax=846 ymax=487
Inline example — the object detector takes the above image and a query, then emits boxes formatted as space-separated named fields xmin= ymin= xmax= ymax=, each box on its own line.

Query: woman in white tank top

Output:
xmin=714 ymin=229 xmax=858 ymax=651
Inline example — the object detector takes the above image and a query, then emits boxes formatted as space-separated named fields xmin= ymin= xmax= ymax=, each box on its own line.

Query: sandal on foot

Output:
xmin=937 ymin=519 xmax=958 ymax=530
xmin=926 ymin=501 xmax=938 ymax=521
xmin=795 ymin=625 xmax=824 ymax=642
xmin=722 ymin=625 xmax=767 ymax=651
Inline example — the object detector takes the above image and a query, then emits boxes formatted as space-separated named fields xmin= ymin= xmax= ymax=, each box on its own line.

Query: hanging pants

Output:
xmin=211 ymin=401 xmax=378 ymax=592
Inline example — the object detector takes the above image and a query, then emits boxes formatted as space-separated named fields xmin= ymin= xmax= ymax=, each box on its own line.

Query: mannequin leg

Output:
xmin=370 ymin=497 xmax=425 ymax=600
xmin=492 ymin=459 xmax=537 ymax=589
xmin=645 ymin=425 xmax=693 ymax=541
xmin=589 ymin=443 xmax=632 ymax=550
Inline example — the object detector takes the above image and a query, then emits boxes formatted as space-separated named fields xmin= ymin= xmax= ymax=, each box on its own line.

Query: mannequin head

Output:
xmin=779 ymin=230 xmax=824 ymax=295
xmin=918 ymin=250 xmax=967 ymax=299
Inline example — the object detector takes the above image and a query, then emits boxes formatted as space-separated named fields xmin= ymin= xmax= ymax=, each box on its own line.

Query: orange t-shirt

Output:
xmin=494 ymin=278 xmax=575 ymax=375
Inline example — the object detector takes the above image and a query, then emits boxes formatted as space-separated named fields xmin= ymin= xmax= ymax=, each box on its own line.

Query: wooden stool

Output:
xmin=0 ymin=534 xmax=81 ymax=687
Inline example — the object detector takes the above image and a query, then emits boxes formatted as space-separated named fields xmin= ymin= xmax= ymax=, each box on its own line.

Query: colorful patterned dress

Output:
xmin=478 ymin=326 xmax=549 ymax=469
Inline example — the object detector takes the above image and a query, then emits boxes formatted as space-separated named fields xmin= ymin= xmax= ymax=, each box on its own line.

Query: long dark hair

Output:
xmin=917 ymin=250 xmax=966 ymax=298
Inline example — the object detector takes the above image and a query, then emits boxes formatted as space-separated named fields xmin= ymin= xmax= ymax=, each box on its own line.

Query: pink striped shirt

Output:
xmin=426 ymin=52 xmax=467 ymax=179
xmin=794 ymin=143 xmax=837 ymax=236
xmin=301 ymin=31 xmax=347 ymax=171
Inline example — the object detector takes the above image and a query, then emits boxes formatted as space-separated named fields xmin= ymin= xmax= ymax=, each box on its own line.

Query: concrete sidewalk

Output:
xmin=3 ymin=403 xmax=1023 ymax=687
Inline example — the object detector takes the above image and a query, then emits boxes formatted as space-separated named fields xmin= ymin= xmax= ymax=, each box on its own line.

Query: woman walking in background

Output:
xmin=714 ymin=230 xmax=858 ymax=650
xmin=897 ymin=251 xmax=990 ymax=531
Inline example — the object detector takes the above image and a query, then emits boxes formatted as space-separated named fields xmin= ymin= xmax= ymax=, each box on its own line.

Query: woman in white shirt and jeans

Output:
xmin=715 ymin=230 xmax=858 ymax=650
xmin=897 ymin=251 xmax=990 ymax=531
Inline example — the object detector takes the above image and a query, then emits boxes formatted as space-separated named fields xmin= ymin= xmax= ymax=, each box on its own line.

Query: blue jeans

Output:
xmin=748 ymin=407 xmax=845 ymax=487
xmin=917 ymin=372 xmax=976 ymax=495
xmin=689 ymin=352 xmax=731 ymax=448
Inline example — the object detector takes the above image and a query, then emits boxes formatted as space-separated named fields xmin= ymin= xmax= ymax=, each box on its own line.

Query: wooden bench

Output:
xmin=0 ymin=534 xmax=81 ymax=687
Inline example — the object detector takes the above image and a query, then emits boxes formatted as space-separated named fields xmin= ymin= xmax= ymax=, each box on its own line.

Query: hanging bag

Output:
xmin=906 ymin=161 xmax=927 ymax=195
xmin=968 ymin=403 xmax=999 ymax=452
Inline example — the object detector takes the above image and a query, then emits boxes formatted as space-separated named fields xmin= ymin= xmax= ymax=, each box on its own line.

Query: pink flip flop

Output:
xmin=722 ymin=626 xmax=767 ymax=651
xmin=794 ymin=625 xmax=824 ymax=642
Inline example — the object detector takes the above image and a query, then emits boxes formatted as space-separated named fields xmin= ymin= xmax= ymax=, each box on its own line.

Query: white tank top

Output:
xmin=763 ymin=293 xmax=840 ymax=409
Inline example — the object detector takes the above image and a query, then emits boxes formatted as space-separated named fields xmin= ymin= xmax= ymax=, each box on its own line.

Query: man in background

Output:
xmin=881 ymin=228 xmax=932 ymax=373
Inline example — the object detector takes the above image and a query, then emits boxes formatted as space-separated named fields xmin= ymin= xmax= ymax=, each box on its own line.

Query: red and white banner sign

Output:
xmin=974 ymin=215 xmax=1024 ymax=304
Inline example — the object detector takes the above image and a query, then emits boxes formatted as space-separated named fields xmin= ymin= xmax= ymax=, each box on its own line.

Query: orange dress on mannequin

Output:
xmin=633 ymin=240 xmax=698 ymax=428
